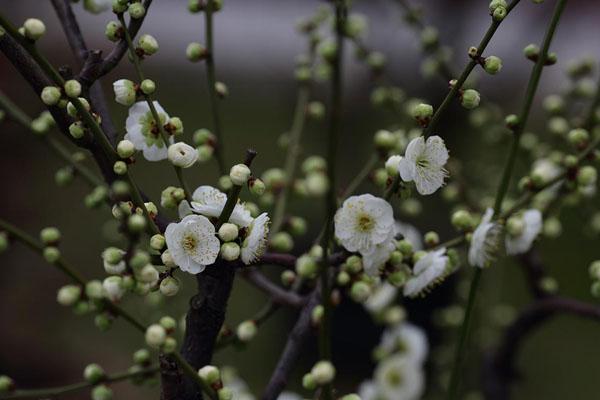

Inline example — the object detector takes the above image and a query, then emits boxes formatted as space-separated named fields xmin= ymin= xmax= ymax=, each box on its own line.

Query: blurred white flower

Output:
xmin=403 ymin=248 xmax=449 ymax=298
xmin=364 ymin=282 xmax=398 ymax=314
xmin=125 ymin=101 xmax=173 ymax=161
xmin=505 ymin=209 xmax=542 ymax=255
xmin=241 ymin=212 xmax=270 ymax=264
xmin=362 ymin=235 xmax=396 ymax=276
xmin=398 ymin=135 xmax=449 ymax=195
xmin=394 ymin=221 xmax=423 ymax=250
xmin=334 ymin=194 xmax=395 ymax=254
xmin=165 ymin=214 xmax=220 ymax=274
xmin=379 ymin=323 xmax=429 ymax=365
xmin=375 ymin=354 xmax=424 ymax=400
xmin=468 ymin=208 xmax=502 ymax=268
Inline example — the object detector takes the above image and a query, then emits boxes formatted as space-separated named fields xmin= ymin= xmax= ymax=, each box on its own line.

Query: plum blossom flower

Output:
xmin=167 ymin=142 xmax=198 ymax=168
xmin=241 ymin=212 xmax=270 ymax=265
xmin=403 ymin=247 xmax=449 ymax=297
xmin=378 ymin=323 xmax=428 ymax=365
xmin=398 ymin=135 xmax=449 ymax=195
xmin=185 ymin=186 xmax=253 ymax=227
xmin=334 ymin=194 xmax=395 ymax=255
xmin=375 ymin=354 xmax=425 ymax=400
xmin=468 ymin=208 xmax=503 ymax=268
xmin=505 ymin=209 xmax=542 ymax=255
xmin=112 ymin=79 xmax=136 ymax=106
xmin=125 ymin=101 xmax=173 ymax=161
xmin=364 ymin=283 xmax=398 ymax=314
xmin=165 ymin=214 xmax=220 ymax=274
xmin=362 ymin=235 xmax=396 ymax=276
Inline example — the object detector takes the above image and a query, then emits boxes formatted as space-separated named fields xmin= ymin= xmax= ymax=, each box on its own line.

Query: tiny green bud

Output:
xmin=150 ymin=234 xmax=165 ymax=251
xmin=288 ymin=216 xmax=307 ymax=237
xmin=271 ymin=232 xmax=294 ymax=252
xmin=218 ymin=387 xmax=233 ymax=400
xmin=302 ymin=373 xmax=317 ymax=390
xmin=23 ymin=18 xmax=46 ymax=40
xmin=64 ymin=80 xmax=82 ymax=98
xmin=567 ymin=128 xmax=589 ymax=147
xmin=307 ymin=101 xmax=325 ymax=119
xmin=127 ymin=214 xmax=147 ymax=233
xmin=113 ymin=160 xmax=128 ymax=175
xmin=68 ymin=122 xmax=85 ymax=139
xmin=311 ymin=360 xmax=336 ymax=385
xmin=591 ymin=281 xmax=600 ymax=298
xmin=350 ymin=281 xmax=371 ymax=303
xmin=85 ymin=280 xmax=104 ymax=300
xmin=492 ymin=6 xmax=507 ymax=21
xmin=461 ymin=89 xmax=480 ymax=109
xmin=230 ymin=163 xmax=251 ymax=186
xmin=140 ymin=79 xmax=156 ymax=95
xmin=218 ymin=223 xmax=239 ymax=242
xmin=215 ymin=81 xmax=228 ymax=98
xmin=57 ymin=284 xmax=81 ymax=306
xmin=489 ymin=0 xmax=507 ymax=12
xmin=311 ymin=304 xmax=324 ymax=325
xmin=145 ymin=324 xmax=167 ymax=348
xmin=281 ymin=270 xmax=296 ymax=287
xmin=43 ymin=246 xmax=61 ymax=263
xmin=412 ymin=103 xmax=433 ymax=122
xmin=588 ymin=260 xmax=600 ymax=280
xmin=40 ymin=227 xmax=61 ymax=245
xmin=220 ymin=242 xmax=241 ymax=261
xmin=162 ymin=337 xmax=177 ymax=354
xmin=424 ymin=231 xmax=439 ymax=247
xmin=160 ymin=276 xmax=180 ymax=297
xmin=505 ymin=114 xmax=519 ymax=129
xmin=117 ymin=139 xmax=135 ymax=158
xmin=345 ymin=255 xmax=363 ymax=273
xmin=451 ymin=210 xmax=473 ymax=230
xmin=91 ymin=384 xmax=113 ymax=400
xmin=236 ymin=320 xmax=257 ymax=342
xmin=128 ymin=2 xmax=146 ymax=19
xmin=0 ymin=375 xmax=14 ymax=393
xmin=138 ymin=34 xmax=158 ymax=55
xmin=186 ymin=42 xmax=207 ymax=62
xmin=296 ymin=254 xmax=318 ymax=279
xmin=105 ymin=21 xmax=122 ymax=42
xmin=133 ymin=348 xmax=151 ymax=365
xmin=198 ymin=365 xmax=221 ymax=385
xmin=577 ymin=166 xmax=597 ymax=186
xmin=40 ymin=86 xmax=62 ymax=105
xmin=318 ymin=40 xmax=337 ymax=63
xmin=374 ymin=129 xmax=396 ymax=149
xmin=506 ymin=215 xmax=525 ymax=236
xmin=94 ymin=313 xmax=113 ymax=331
xmin=483 ymin=56 xmax=502 ymax=75
xmin=523 ymin=43 xmax=540 ymax=61
xmin=84 ymin=364 xmax=105 ymax=384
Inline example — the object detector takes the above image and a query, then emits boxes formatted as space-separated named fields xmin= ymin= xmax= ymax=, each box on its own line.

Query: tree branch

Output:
xmin=241 ymin=268 xmax=306 ymax=308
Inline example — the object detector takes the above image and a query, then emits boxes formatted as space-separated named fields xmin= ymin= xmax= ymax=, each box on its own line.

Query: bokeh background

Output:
xmin=1 ymin=0 xmax=600 ymax=399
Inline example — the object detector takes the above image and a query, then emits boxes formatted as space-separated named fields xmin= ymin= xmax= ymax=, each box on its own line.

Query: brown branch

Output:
xmin=518 ymin=248 xmax=552 ymax=299
xmin=262 ymin=288 xmax=320 ymax=400
xmin=241 ymin=268 xmax=306 ymax=308
xmin=483 ymin=296 xmax=600 ymax=400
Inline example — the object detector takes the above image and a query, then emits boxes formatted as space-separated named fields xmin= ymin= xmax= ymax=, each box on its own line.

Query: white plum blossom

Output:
xmin=362 ymin=235 xmax=396 ymax=276
xmin=167 ymin=142 xmax=198 ymax=168
xmin=403 ymin=248 xmax=449 ymax=298
xmin=505 ymin=209 xmax=542 ymax=255
xmin=334 ymin=194 xmax=395 ymax=255
xmin=241 ymin=213 xmax=270 ymax=264
xmin=378 ymin=323 xmax=428 ymax=365
xmin=394 ymin=221 xmax=423 ymax=250
xmin=125 ymin=101 xmax=173 ymax=161
xmin=358 ymin=381 xmax=379 ymax=400
xmin=364 ymin=282 xmax=398 ymax=314
xmin=398 ymin=135 xmax=449 ymax=195
xmin=112 ymin=79 xmax=136 ymax=106
xmin=165 ymin=214 xmax=220 ymax=274
xmin=468 ymin=208 xmax=502 ymax=268
xmin=375 ymin=354 xmax=425 ymax=400
xmin=187 ymin=186 xmax=253 ymax=227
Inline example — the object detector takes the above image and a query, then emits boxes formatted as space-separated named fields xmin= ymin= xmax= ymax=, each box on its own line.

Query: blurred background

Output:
xmin=1 ymin=0 xmax=600 ymax=399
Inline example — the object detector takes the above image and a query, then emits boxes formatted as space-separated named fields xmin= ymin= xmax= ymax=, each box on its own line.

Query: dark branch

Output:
xmin=241 ymin=268 xmax=306 ymax=308
xmin=518 ymin=248 xmax=552 ymax=299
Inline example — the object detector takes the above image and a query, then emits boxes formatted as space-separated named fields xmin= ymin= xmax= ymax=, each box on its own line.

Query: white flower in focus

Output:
xmin=83 ymin=0 xmax=111 ymax=14
xmin=334 ymin=194 xmax=395 ymax=254
xmin=113 ymin=79 xmax=136 ymax=106
xmin=403 ymin=248 xmax=449 ymax=298
xmin=189 ymin=186 xmax=253 ymax=227
xmin=468 ymin=208 xmax=502 ymax=268
xmin=364 ymin=282 xmax=398 ymax=314
xmin=165 ymin=214 xmax=220 ymax=274
xmin=505 ymin=209 xmax=542 ymax=255
xmin=362 ymin=235 xmax=396 ymax=277
xmin=125 ymin=101 xmax=173 ymax=161
xmin=168 ymin=142 xmax=198 ymax=168
xmin=379 ymin=323 xmax=429 ymax=365
xmin=241 ymin=213 xmax=270 ymax=264
xmin=398 ymin=135 xmax=449 ymax=195
xmin=394 ymin=221 xmax=423 ymax=251
xmin=375 ymin=354 xmax=425 ymax=400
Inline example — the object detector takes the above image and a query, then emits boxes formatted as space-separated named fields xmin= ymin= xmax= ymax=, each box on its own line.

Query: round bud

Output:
xmin=591 ymin=281 xmax=600 ymax=298
xmin=161 ymin=249 xmax=176 ymax=268
xmin=483 ymin=56 xmax=502 ymax=75
xmin=133 ymin=348 xmax=151 ymax=365
xmin=385 ymin=155 xmax=402 ymax=177
xmin=43 ymin=246 xmax=61 ymax=263
xmin=350 ymin=281 xmax=371 ymax=303
xmin=130 ymin=250 xmax=150 ymax=269
xmin=23 ymin=18 xmax=46 ymax=40
xmin=236 ymin=320 xmax=257 ymax=342
xmin=186 ymin=42 xmax=207 ymax=62
xmin=271 ymin=232 xmax=294 ymax=253
xmin=489 ymin=0 xmax=507 ymax=12
xmin=149 ymin=234 xmax=165 ymax=251
xmin=461 ymin=89 xmax=481 ymax=109
xmin=249 ymin=178 xmax=266 ymax=196
xmin=220 ymin=242 xmax=241 ymax=261
xmin=412 ymin=103 xmax=433 ymax=120
xmin=318 ymin=40 xmax=337 ymax=62
xmin=40 ymin=86 xmax=61 ymax=105
xmin=138 ymin=34 xmax=158 ymax=55
xmin=198 ymin=365 xmax=221 ymax=385
xmin=451 ymin=210 xmax=473 ymax=230
xmin=84 ymin=364 xmax=105 ymax=384
xmin=523 ymin=43 xmax=540 ymax=61
xmin=102 ymin=276 xmax=125 ymax=302
xmin=40 ymin=227 xmax=61 ymax=245
xmin=127 ymin=214 xmax=146 ymax=233
xmin=112 ymin=79 xmax=136 ymax=106
xmin=302 ymin=373 xmax=317 ymax=390
xmin=215 ymin=81 xmax=228 ymax=98
xmin=0 ymin=375 xmax=14 ymax=393
xmin=310 ymin=360 xmax=336 ymax=385
xmin=193 ymin=128 xmax=215 ymax=146
xmin=57 ymin=285 xmax=82 ymax=306
xmin=159 ymin=316 xmax=177 ymax=332
xmin=168 ymin=142 xmax=198 ymax=168
xmin=85 ymin=280 xmax=104 ymax=300
xmin=305 ymin=173 xmax=329 ymax=196
xmin=68 ymin=122 xmax=85 ymax=139
xmin=424 ymin=231 xmax=439 ymax=247
xmin=374 ymin=129 xmax=396 ymax=149
xmin=128 ymin=2 xmax=146 ymax=19
xmin=288 ymin=216 xmax=307 ymax=236
xmin=117 ymin=139 xmax=135 ymax=158
xmin=345 ymin=255 xmax=363 ymax=273
xmin=506 ymin=215 xmax=525 ymax=236
xmin=105 ymin=21 xmax=122 ymax=42
xmin=145 ymin=324 xmax=167 ymax=348
xmin=281 ymin=270 xmax=296 ymax=287
xmin=296 ymin=254 xmax=318 ymax=279
xmin=218 ymin=223 xmax=239 ymax=242
xmin=140 ymin=79 xmax=156 ymax=95
xmin=138 ymin=264 xmax=159 ymax=284
xmin=311 ymin=305 xmax=324 ymax=325
xmin=307 ymin=101 xmax=325 ymax=119
xmin=91 ymin=384 xmax=113 ymax=400
xmin=160 ymin=276 xmax=180 ymax=297
xmin=229 ymin=163 xmax=251 ymax=186
xmin=567 ymin=128 xmax=589 ymax=147
xmin=64 ymin=80 xmax=82 ymax=98
xmin=197 ymin=144 xmax=214 ymax=162
xmin=218 ymin=388 xmax=232 ymax=400
xmin=577 ymin=166 xmax=597 ymax=186
xmin=113 ymin=160 xmax=127 ymax=175
xmin=588 ymin=260 xmax=600 ymax=280
xmin=492 ymin=6 xmax=507 ymax=21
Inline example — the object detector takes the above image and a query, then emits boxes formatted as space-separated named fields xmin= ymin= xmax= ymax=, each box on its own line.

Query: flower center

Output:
xmin=385 ymin=369 xmax=403 ymax=387
xmin=356 ymin=213 xmax=375 ymax=232
xmin=416 ymin=156 xmax=429 ymax=169
xmin=182 ymin=233 xmax=197 ymax=254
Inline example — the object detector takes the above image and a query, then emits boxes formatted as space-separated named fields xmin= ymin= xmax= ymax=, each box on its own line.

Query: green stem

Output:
xmin=204 ymin=2 xmax=226 ymax=174
xmin=0 ymin=365 xmax=160 ymax=400
xmin=271 ymin=85 xmax=311 ymax=234
xmin=423 ymin=0 xmax=521 ymax=137
xmin=216 ymin=150 xmax=257 ymax=229
xmin=118 ymin=13 xmax=192 ymax=202
xmin=445 ymin=2 xmax=568 ymax=399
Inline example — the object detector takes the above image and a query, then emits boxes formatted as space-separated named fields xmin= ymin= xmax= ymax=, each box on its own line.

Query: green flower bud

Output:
xmin=591 ymin=281 xmax=600 ymax=298
xmin=57 ymin=284 xmax=82 ymax=306
xmin=373 ymin=168 xmax=388 ymax=188
xmin=577 ymin=166 xmax=597 ymax=186
xmin=127 ymin=214 xmax=146 ymax=233
xmin=261 ymin=168 xmax=286 ymax=189
xmin=483 ymin=56 xmax=502 ymax=75
xmin=336 ymin=271 xmax=351 ymax=286
xmin=133 ymin=348 xmax=151 ymax=365
xmin=247 ymin=178 xmax=265 ymax=197
xmin=220 ymin=242 xmax=241 ymax=261
xmin=236 ymin=320 xmax=257 ymax=342
xmin=489 ymin=0 xmax=507 ymax=12
xmin=230 ymin=163 xmax=251 ymax=186
xmin=374 ymin=129 xmax=397 ymax=149
xmin=215 ymin=81 xmax=228 ymax=98
xmin=543 ymin=217 xmax=562 ymax=238
xmin=84 ymin=364 xmax=105 ymax=384
xmin=270 ymin=232 xmax=293 ymax=252
xmin=145 ymin=324 xmax=166 ymax=348
xmin=567 ymin=128 xmax=589 ymax=147
xmin=186 ymin=42 xmax=207 ymax=62
xmin=345 ymin=254 xmax=363 ymax=274
xmin=523 ymin=43 xmax=540 ymax=61
xmin=94 ymin=313 xmax=113 ymax=331
xmin=64 ymin=80 xmax=82 ymax=98
xmin=302 ymin=156 xmax=327 ymax=174
xmin=539 ymin=276 xmax=558 ymax=294
xmin=68 ymin=122 xmax=84 ymax=139
xmin=40 ymin=86 xmax=62 ymax=105
xmin=139 ymin=78 xmax=155 ymax=95
xmin=412 ymin=102 xmax=433 ymax=122
xmin=218 ymin=388 xmax=233 ymax=400
xmin=305 ymin=173 xmax=329 ymax=197
xmin=350 ymin=281 xmax=371 ymax=303
xmin=113 ymin=160 xmax=127 ymax=175
xmin=461 ymin=89 xmax=480 ymax=109
xmin=302 ymin=373 xmax=317 ymax=390
xmin=112 ymin=0 xmax=128 ymax=14
xmin=420 ymin=26 xmax=438 ymax=49
xmin=105 ymin=21 xmax=122 ymax=42
xmin=295 ymin=66 xmax=311 ymax=82
xmin=288 ymin=216 xmax=307 ymax=237
xmin=505 ymin=114 xmax=519 ymax=129
xmin=198 ymin=365 xmax=221 ymax=385
xmin=311 ymin=360 xmax=336 ymax=385
xmin=548 ymin=116 xmax=569 ymax=135
xmin=40 ymin=227 xmax=61 ymax=245
xmin=128 ymin=2 xmax=146 ymax=19
xmin=23 ymin=18 xmax=46 ymax=40
xmin=148 ymin=234 xmax=165 ymax=251
xmin=197 ymin=144 xmax=214 ymax=162
xmin=424 ymin=231 xmax=439 ymax=247
xmin=588 ymin=260 xmax=600 ymax=280
xmin=193 ymin=128 xmax=215 ymax=146
xmin=67 ymin=97 xmax=90 ymax=117
xmin=129 ymin=250 xmax=150 ymax=270
xmin=367 ymin=51 xmax=386 ymax=71
xmin=162 ymin=337 xmax=177 ymax=354
xmin=85 ymin=280 xmax=104 ymax=300
xmin=281 ymin=270 xmax=296 ymax=287
xmin=160 ymin=276 xmax=180 ymax=297
xmin=0 ymin=375 xmax=14 ymax=393
xmin=218 ymin=223 xmax=239 ymax=242
xmin=506 ymin=215 xmax=525 ymax=236
xmin=542 ymin=94 xmax=564 ymax=114
xmin=117 ymin=139 xmax=135 ymax=158
xmin=318 ymin=40 xmax=337 ymax=63
xmin=296 ymin=254 xmax=318 ymax=279
xmin=307 ymin=101 xmax=325 ymax=119
xmin=492 ymin=6 xmax=507 ymax=21
xmin=138 ymin=34 xmax=158 ymax=55
xmin=43 ymin=246 xmax=61 ymax=263
xmin=451 ymin=210 xmax=473 ymax=230
xmin=388 ymin=269 xmax=408 ymax=287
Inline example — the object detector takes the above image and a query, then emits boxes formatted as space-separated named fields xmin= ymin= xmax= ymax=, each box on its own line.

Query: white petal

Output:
xmin=424 ymin=135 xmax=449 ymax=166
xmin=505 ymin=209 xmax=542 ymax=255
